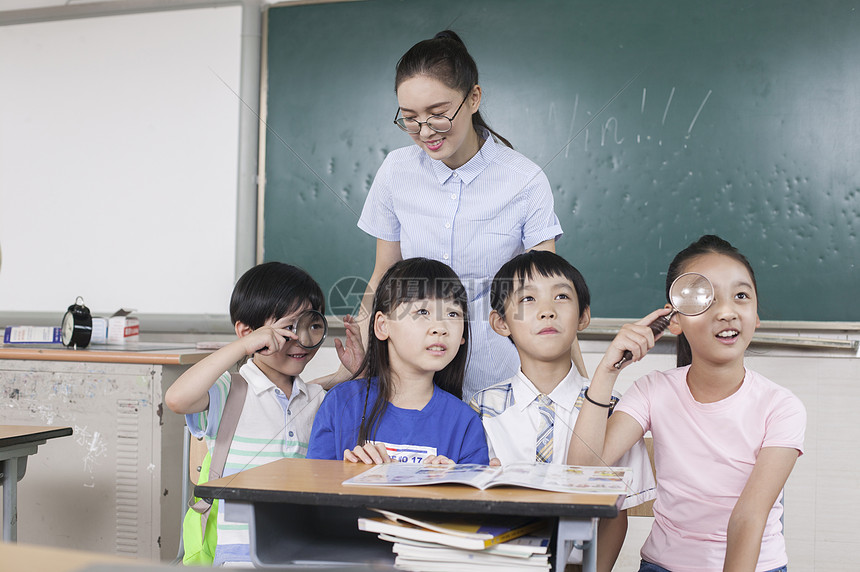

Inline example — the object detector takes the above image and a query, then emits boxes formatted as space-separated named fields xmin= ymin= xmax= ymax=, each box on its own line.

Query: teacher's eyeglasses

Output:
xmin=393 ymin=91 xmax=470 ymax=134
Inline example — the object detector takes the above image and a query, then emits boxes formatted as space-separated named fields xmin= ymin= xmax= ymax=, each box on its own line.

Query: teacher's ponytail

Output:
xmin=395 ymin=30 xmax=513 ymax=149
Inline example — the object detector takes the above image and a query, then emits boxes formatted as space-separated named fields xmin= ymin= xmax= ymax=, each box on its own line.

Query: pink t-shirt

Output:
xmin=615 ymin=366 xmax=805 ymax=572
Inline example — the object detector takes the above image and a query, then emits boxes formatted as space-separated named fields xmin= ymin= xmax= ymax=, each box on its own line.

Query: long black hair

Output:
xmin=355 ymin=258 xmax=470 ymax=446
xmin=666 ymin=235 xmax=757 ymax=367
xmin=395 ymin=30 xmax=513 ymax=149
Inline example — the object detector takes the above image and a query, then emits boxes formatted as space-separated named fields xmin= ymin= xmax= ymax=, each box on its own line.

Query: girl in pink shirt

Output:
xmin=569 ymin=235 xmax=805 ymax=572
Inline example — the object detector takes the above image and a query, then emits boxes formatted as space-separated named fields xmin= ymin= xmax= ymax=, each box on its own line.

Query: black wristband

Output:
xmin=584 ymin=387 xmax=612 ymax=408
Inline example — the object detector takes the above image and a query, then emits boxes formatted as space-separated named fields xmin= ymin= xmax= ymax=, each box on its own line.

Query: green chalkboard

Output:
xmin=262 ymin=0 xmax=860 ymax=321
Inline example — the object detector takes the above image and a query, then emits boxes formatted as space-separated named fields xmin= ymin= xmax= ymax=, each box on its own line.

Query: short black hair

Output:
xmin=229 ymin=262 xmax=324 ymax=329
xmin=490 ymin=251 xmax=590 ymax=319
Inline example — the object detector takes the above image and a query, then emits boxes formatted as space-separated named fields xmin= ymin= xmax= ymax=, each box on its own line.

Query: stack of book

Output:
xmin=358 ymin=509 xmax=551 ymax=571
xmin=347 ymin=463 xmax=633 ymax=570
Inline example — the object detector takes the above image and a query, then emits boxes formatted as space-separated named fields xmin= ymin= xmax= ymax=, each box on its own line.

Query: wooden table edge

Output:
xmin=0 ymin=346 xmax=208 ymax=365
xmin=0 ymin=425 xmax=73 ymax=447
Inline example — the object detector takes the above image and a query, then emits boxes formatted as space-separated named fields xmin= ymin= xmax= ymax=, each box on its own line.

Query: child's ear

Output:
xmin=489 ymin=310 xmax=510 ymax=338
xmin=577 ymin=306 xmax=591 ymax=332
xmin=665 ymin=303 xmax=683 ymax=335
xmin=235 ymin=321 xmax=253 ymax=338
xmin=373 ymin=311 xmax=389 ymax=341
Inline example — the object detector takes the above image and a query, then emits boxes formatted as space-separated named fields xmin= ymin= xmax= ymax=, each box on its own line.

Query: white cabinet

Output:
xmin=0 ymin=348 xmax=205 ymax=560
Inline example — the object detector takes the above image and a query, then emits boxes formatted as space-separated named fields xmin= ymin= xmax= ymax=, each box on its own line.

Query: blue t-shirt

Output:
xmin=307 ymin=378 xmax=489 ymax=464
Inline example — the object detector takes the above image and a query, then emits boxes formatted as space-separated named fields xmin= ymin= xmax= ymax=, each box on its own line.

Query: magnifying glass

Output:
xmin=289 ymin=309 xmax=328 ymax=350
xmin=613 ymin=272 xmax=714 ymax=369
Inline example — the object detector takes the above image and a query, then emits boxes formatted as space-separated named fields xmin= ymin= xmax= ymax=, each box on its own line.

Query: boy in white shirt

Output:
xmin=470 ymin=251 xmax=655 ymax=572
xmin=165 ymin=262 xmax=361 ymax=566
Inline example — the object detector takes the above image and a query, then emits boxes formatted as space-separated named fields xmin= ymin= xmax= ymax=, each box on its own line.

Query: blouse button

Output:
xmin=443 ymin=254 xmax=450 ymax=260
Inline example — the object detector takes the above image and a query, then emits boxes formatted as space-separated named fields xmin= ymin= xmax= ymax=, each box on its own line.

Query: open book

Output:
xmin=343 ymin=462 xmax=632 ymax=494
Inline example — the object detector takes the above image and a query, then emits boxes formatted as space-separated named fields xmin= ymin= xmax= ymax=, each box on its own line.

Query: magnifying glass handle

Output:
xmin=613 ymin=311 xmax=676 ymax=369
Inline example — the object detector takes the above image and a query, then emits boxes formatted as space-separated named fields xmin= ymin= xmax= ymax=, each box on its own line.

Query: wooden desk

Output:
xmin=0 ymin=345 xmax=210 ymax=560
xmin=0 ymin=541 xmax=135 ymax=572
xmin=0 ymin=343 xmax=208 ymax=365
xmin=0 ymin=425 xmax=72 ymax=542
xmin=196 ymin=458 xmax=621 ymax=572
xmin=0 ymin=541 xmax=378 ymax=572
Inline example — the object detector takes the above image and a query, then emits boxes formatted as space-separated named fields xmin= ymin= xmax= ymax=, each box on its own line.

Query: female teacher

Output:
xmin=355 ymin=30 xmax=584 ymax=400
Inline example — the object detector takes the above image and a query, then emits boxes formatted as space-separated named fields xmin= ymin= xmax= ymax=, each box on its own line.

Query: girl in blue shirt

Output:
xmin=353 ymin=30 xmax=582 ymax=401
xmin=308 ymin=258 xmax=489 ymax=464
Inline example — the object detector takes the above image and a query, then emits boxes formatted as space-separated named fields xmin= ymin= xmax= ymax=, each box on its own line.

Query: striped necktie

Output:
xmin=535 ymin=394 xmax=555 ymax=463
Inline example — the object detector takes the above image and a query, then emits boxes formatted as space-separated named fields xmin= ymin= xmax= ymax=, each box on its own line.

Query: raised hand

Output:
xmin=242 ymin=315 xmax=296 ymax=356
xmin=335 ymin=314 xmax=365 ymax=375
xmin=599 ymin=308 xmax=672 ymax=373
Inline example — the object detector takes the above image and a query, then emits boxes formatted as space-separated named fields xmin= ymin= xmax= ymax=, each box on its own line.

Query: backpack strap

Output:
xmin=189 ymin=372 xmax=248 ymax=513
xmin=208 ymin=372 xmax=248 ymax=481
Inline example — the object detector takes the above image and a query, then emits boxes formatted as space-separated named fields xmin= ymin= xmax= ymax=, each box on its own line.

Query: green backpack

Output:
xmin=181 ymin=373 xmax=247 ymax=566
xmin=182 ymin=451 xmax=218 ymax=565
